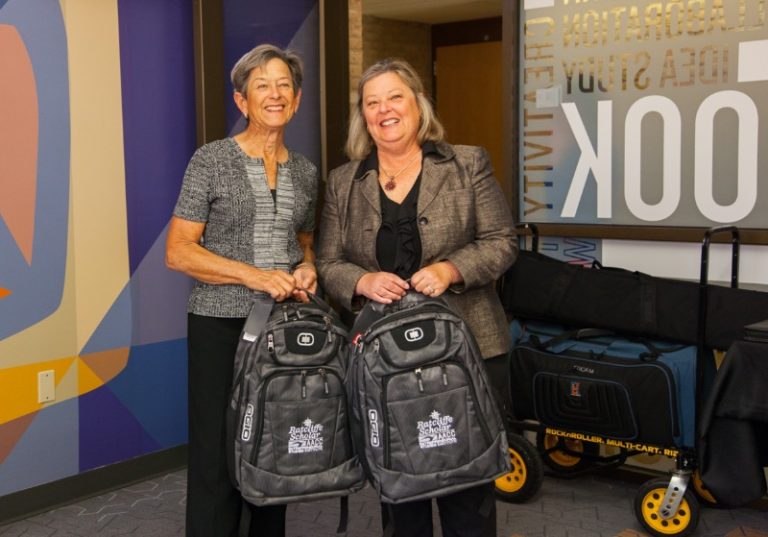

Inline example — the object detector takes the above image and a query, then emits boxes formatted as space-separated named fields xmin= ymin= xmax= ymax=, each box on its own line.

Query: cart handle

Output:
xmin=700 ymin=225 xmax=740 ymax=289
xmin=515 ymin=223 xmax=539 ymax=253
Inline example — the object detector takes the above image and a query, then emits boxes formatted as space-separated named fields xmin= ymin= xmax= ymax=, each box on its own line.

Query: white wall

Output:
xmin=602 ymin=240 xmax=768 ymax=288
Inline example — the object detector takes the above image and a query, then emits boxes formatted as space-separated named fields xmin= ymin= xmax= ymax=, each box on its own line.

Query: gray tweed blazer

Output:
xmin=316 ymin=142 xmax=517 ymax=358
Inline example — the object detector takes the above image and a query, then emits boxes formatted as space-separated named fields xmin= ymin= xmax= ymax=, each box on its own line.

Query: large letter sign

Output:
xmin=521 ymin=0 xmax=767 ymax=228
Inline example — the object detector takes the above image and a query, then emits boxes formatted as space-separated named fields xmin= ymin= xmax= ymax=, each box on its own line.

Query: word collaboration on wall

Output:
xmin=521 ymin=0 xmax=767 ymax=227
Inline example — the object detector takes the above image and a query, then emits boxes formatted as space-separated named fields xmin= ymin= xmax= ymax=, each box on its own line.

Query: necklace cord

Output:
xmin=379 ymin=148 xmax=421 ymax=191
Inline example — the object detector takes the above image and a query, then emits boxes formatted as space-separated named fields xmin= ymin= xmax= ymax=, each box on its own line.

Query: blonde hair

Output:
xmin=345 ymin=58 xmax=445 ymax=160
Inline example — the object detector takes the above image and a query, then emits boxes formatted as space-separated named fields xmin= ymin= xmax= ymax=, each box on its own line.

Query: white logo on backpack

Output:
xmin=417 ymin=410 xmax=458 ymax=449
xmin=405 ymin=327 xmax=424 ymax=342
xmin=288 ymin=418 xmax=324 ymax=453
xmin=241 ymin=403 xmax=254 ymax=441
xmin=297 ymin=332 xmax=315 ymax=346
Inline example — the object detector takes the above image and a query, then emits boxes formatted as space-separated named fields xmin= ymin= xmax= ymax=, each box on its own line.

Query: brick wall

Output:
xmin=348 ymin=0 xmax=363 ymax=109
xmin=360 ymin=15 xmax=433 ymax=97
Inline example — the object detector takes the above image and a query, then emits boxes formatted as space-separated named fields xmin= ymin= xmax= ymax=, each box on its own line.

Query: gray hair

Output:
xmin=230 ymin=44 xmax=303 ymax=96
xmin=346 ymin=58 xmax=445 ymax=160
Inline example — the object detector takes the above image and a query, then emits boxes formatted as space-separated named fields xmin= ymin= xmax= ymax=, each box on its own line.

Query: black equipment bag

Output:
xmin=228 ymin=294 xmax=365 ymax=506
xmin=348 ymin=292 xmax=510 ymax=504
xmin=501 ymin=249 xmax=768 ymax=351
xmin=510 ymin=320 xmax=698 ymax=448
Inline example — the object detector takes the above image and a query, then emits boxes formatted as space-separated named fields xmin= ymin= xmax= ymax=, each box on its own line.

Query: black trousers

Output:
xmin=381 ymin=482 xmax=497 ymax=537
xmin=186 ymin=314 xmax=286 ymax=537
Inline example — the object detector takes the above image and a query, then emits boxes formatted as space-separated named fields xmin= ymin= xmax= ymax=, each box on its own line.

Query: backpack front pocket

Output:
xmin=383 ymin=363 xmax=492 ymax=474
xmin=255 ymin=370 xmax=352 ymax=475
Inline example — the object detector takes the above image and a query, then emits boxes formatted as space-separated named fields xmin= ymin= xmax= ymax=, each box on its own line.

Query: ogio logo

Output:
xmin=405 ymin=327 xmax=424 ymax=342
xmin=572 ymin=365 xmax=594 ymax=374
xmin=368 ymin=409 xmax=380 ymax=447
xmin=241 ymin=404 xmax=254 ymax=441
xmin=297 ymin=332 xmax=315 ymax=346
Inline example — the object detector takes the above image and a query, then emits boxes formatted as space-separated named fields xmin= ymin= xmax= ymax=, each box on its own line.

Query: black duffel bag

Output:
xmin=501 ymin=249 xmax=768 ymax=351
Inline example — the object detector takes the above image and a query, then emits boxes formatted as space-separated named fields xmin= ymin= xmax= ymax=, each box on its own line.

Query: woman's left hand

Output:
xmin=292 ymin=262 xmax=318 ymax=302
xmin=411 ymin=262 xmax=458 ymax=297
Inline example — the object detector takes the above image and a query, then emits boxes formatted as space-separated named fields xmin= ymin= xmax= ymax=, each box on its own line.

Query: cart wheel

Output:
xmin=494 ymin=433 xmax=543 ymax=503
xmin=535 ymin=431 xmax=599 ymax=475
xmin=634 ymin=477 xmax=700 ymax=536
xmin=691 ymin=470 xmax=718 ymax=507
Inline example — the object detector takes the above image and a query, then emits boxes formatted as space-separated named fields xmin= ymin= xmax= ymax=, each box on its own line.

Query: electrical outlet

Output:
xmin=38 ymin=370 xmax=55 ymax=403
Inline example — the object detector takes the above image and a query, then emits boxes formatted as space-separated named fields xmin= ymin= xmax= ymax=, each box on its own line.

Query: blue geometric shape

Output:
xmin=80 ymin=281 xmax=132 ymax=355
xmin=128 ymin=223 xmax=192 ymax=346
xmin=81 ymin=222 xmax=193 ymax=355
xmin=0 ymin=0 xmax=71 ymax=340
xmin=0 ymin=398 xmax=79 ymax=496
xmin=106 ymin=339 xmax=188 ymax=448
xmin=79 ymin=385 xmax=162 ymax=472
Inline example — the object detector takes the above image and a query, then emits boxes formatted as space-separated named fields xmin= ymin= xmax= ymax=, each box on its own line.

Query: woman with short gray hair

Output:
xmin=166 ymin=43 xmax=318 ymax=537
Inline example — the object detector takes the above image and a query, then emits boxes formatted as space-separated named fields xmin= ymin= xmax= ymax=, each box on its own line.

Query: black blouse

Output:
xmin=376 ymin=176 xmax=422 ymax=279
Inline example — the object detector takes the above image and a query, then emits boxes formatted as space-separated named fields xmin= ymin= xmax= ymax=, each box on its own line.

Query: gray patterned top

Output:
xmin=173 ymin=137 xmax=318 ymax=317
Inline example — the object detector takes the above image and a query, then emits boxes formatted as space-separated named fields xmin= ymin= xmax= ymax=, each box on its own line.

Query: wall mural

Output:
xmin=521 ymin=0 xmax=767 ymax=228
xmin=0 ymin=0 xmax=320 ymax=497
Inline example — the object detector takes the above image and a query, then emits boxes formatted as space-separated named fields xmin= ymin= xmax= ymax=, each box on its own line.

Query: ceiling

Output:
xmin=362 ymin=0 xmax=502 ymax=25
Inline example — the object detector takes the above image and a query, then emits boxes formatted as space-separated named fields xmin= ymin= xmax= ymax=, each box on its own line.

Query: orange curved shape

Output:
xmin=0 ymin=288 xmax=10 ymax=299
xmin=0 ymin=24 xmax=38 ymax=265
xmin=0 ymin=349 xmax=129 ymax=426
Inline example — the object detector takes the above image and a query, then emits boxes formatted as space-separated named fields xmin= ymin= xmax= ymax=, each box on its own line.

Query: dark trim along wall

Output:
xmin=0 ymin=446 xmax=187 ymax=526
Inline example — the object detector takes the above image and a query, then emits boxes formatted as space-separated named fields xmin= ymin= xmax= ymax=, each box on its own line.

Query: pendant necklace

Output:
xmin=379 ymin=149 xmax=421 ymax=191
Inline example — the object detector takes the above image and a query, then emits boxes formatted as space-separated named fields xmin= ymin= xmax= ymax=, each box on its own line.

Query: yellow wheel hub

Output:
xmin=640 ymin=487 xmax=692 ymax=535
xmin=495 ymin=448 xmax=527 ymax=493
xmin=544 ymin=435 xmax=584 ymax=467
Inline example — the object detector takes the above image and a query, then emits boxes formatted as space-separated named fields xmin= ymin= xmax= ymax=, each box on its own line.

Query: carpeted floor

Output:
xmin=1 ymin=468 xmax=766 ymax=537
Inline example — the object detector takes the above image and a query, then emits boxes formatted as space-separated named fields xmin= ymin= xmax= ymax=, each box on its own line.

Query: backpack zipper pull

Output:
xmin=440 ymin=363 xmax=448 ymax=386
xmin=301 ymin=370 xmax=307 ymax=399
xmin=414 ymin=368 xmax=424 ymax=393
xmin=267 ymin=333 xmax=274 ymax=353
xmin=319 ymin=368 xmax=329 ymax=394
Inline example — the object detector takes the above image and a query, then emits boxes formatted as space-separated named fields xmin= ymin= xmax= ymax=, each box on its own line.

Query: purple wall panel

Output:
xmin=117 ymin=0 xmax=197 ymax=274
xmin=222 ymin=0 xmax=317 ymax=133
xmin=79 ymin=386 xmax=161 ymax=472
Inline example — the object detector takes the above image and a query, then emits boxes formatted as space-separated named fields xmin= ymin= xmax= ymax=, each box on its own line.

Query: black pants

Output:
xmin=483 ymin=353 xmax=512 ymax=421
xmin=381 ymin=482 xmax=497 ymax=537
xmin=186 ymin=314 xmax=286 ymax=537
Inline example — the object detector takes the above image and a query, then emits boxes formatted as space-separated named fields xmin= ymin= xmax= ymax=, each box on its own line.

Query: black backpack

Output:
xmin=348 ymin=292 xmax=510 ymax=504
xmin=228 ymin=294 xmax=365 ymax=507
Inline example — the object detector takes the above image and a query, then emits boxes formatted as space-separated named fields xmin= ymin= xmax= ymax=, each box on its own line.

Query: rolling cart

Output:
xmin=495 ymin=224 xmax=754 ymax=537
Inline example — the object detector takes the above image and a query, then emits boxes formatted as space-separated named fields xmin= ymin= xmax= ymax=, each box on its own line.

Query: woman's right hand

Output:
xmin=355 ymin=272 xmax=409 ymax=304
xmin=247 ymin=268 xmax=297 ymax=302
